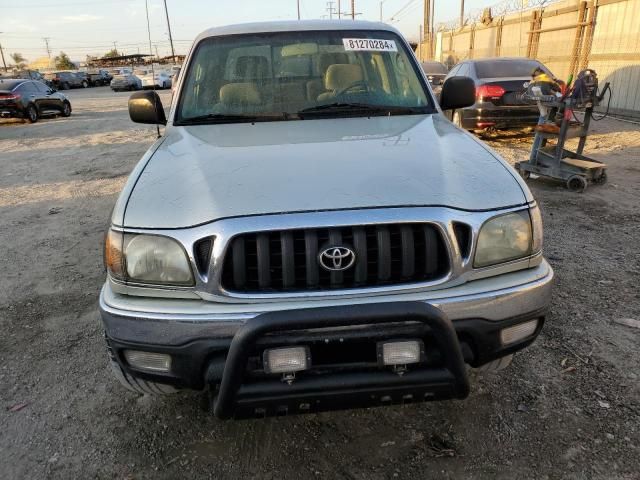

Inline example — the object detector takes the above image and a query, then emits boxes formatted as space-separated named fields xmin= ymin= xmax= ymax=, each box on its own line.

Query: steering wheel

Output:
xmin=335 ymin=80 xmax=370 ymax=98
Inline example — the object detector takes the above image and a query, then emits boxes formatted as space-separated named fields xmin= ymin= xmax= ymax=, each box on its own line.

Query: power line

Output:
xmin=388 ymin=0 xmax=420 ymax=21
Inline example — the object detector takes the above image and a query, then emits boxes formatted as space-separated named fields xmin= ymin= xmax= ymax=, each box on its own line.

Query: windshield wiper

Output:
xmin=178 ymin=113 xmax=293 ymax=125
xmin=298 ymin=103 xmax=428 ymax=118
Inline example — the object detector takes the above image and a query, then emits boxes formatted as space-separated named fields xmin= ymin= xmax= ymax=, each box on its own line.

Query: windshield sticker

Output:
xmin=342 ymin=38 xmax=397 ymax=52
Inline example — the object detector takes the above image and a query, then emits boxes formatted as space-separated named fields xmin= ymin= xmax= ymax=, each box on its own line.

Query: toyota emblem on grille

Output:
xmin=318 ymin=246 xmax=356 ymax=271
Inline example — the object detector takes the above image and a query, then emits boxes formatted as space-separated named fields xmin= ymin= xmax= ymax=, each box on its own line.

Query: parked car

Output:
xmin=102 ymin=20 xmax=552 ymax=419
xmin=110 ymin=72 xmax=141 ymax=92
xmin=108 ymin=67 xmax=132 ymax=77
xmin=82 ymin=69 xmax=112 ymax=86
xmin=140 ymin=70 xmax=172 ymax=89
xmin=420 ymin=61 xmax=448 ymax=96
xmin=444 ymin=57 xmax=557 ymax=131
xmin=44 ymin=71 xmax=87 ymax=90
xmin=0 ymin=79 xmax=71 ymax=122
xmin=73 ymin=71 xmax=91 ymax=88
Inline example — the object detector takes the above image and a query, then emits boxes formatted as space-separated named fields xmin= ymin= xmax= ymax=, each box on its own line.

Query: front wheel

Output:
xmin=26 ymin=104 xmax=38 ymax=123
xmin=62 ymin=82 xmax=70 ymax=90
xmin=61 ymin=101 xmax=71 ymax=117
xmin=81 ymin=80 xmax=88 ymax=88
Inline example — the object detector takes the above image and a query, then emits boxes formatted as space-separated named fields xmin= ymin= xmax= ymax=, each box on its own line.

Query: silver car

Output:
xmin=101 ymin=20 xmax=553 ymax=419
xmin=110 ymin=73 xmax=141 ymax=92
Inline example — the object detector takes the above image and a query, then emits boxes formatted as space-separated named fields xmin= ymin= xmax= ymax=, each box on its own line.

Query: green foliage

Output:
xmin=10 ymin=52 xmax=27 ymax=69
xmin=54 ymin=51 xmax=75 ymax=70
xmin=103 ymin=49 xmax=119 ymax=58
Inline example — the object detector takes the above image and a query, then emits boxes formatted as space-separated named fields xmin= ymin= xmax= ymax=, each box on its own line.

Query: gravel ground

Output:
xmin=1 ymin=87 xmax=638 ymax=479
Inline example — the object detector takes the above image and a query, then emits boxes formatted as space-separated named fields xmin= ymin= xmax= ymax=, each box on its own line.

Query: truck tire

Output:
xmin=109 ymin=358 xmax=178 ymax=395
xmin=475 ymin=354 xmax=513 ymax=373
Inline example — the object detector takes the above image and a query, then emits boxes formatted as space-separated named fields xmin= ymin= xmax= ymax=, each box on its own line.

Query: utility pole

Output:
xmin=423 ymin=0 xmax=430 ymax=60
xmin=459 ymin=0 xmax=465 ymax=29
xmin=113 ymin=41 xmax=118 ymax=55
xmin=163 ymin=0 xmax=176 ymax=62
xmin=154 ymin=44 xmax=160 ymax=59
xmin=431 ymin=0 xmax=435 ymax=58
xmin=0 ymin=33 xmax=6 ymax=72
xmin=338 ymin=0 xmax=341 ymax=19
xmin=351 ymin=0 xmax=355 ymax=19
xmin=297 ymin=0 xmax=300 ymax=19
xmin=43 ymin=37 xmax=51 ymax=59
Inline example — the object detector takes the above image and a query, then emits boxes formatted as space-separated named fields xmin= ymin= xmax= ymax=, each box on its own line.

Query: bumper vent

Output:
xmin=221 ymin=224 xmax=449 ymax=293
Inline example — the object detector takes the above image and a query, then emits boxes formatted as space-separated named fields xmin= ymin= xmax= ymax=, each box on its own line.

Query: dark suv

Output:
xmin=0 ymin=79 xmax=71 ymax=122
xmin=44 ymin=71 xmax=87 ymax=90
xmin=445 ymin=57 xmax=556 ymax=131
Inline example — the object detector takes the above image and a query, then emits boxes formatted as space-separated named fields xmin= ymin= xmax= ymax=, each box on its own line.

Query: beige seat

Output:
xmin=306 ymin=52 xmax=349 ymax=100
xmin=317 ymin=64 xmax=364 ymax=102
xmin=216 ymin=82 xmax=262 ymax=112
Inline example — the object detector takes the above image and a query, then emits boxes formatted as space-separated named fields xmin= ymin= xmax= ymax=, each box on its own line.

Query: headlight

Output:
xmin=474 ymin=211 xmax=532 ymax=267
xmin=104 ymin=230 xmax=194 ymax=286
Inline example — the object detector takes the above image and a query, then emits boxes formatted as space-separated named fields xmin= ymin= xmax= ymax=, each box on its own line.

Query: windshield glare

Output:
xmin=177 ymin=30 xmax=433 ymax=123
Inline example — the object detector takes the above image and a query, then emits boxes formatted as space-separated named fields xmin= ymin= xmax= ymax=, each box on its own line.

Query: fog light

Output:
xmin=379 ymin=340 xmax=423 ymax=366
xmin=263 ymin=347 xmax=310 ymax=374
xmin=123 ymin=350 xmax=171 ymax=372
xmin=500 ymin=319 xmax=539 ymax=346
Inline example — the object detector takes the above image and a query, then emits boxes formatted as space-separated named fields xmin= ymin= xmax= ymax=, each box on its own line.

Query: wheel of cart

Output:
xmin=517 ymin=165 xmax=530 ymax=180
xmin=566 ymin=175 xmax=588 ymax=193
xmin=594 ymin=170 xmax=607 ymax=185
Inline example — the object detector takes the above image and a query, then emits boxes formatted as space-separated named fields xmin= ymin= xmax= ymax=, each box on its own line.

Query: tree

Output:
xmin=103 ymin=49 xmax=119 ymax=58
xmin=54 ymin=51 xmax=75 ymax=70
xmin=10 ymin=53 xmax=27 ymax=70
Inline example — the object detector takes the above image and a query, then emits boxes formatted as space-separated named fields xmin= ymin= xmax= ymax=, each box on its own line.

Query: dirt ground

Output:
xmin=1 ymin=87 xmax=638 ymax=480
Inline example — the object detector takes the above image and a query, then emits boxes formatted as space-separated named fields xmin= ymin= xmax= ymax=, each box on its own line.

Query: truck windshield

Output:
xmin=176 ymin=30 xmax=434 ymax=124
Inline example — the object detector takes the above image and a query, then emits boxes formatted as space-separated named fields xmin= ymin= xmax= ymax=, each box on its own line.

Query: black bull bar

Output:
xmin=212 ymin=302 xmax=470 ymax=419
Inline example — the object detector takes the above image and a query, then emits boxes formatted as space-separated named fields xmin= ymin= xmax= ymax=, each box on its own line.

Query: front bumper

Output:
xmin=100 ymin=261 xmax=552 ymax=417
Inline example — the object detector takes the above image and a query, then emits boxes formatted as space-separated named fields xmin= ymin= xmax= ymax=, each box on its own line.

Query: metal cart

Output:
xmin=515 ymin=82 xmax=610 ymax=193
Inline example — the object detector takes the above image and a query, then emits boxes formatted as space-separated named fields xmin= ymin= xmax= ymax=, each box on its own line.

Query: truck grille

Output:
xmin=221 ymin=224 xmax=449 ymax=293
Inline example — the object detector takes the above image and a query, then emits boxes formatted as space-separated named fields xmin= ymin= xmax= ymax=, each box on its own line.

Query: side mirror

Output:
xmin=128 ymin=90 xmax=167 ymax=125
xmin=439 ymin=76 xmax=476 ymax=110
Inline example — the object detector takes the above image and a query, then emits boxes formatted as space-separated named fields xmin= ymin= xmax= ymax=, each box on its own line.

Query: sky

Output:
xmin=0 ymin=0 xmax=499 ymax=63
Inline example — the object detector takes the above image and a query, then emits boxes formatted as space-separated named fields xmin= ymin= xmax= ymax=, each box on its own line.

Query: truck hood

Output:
xmin=120 ymin=114 xmax=528 ymax=228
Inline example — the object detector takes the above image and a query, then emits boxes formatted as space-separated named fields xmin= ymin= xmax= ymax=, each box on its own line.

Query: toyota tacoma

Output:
xmin=101 ymin=20 xmax=553 ymax=419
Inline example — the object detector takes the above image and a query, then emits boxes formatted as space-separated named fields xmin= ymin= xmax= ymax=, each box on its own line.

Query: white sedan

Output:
xmin=140 ymin=71 xmax=172 ymax=89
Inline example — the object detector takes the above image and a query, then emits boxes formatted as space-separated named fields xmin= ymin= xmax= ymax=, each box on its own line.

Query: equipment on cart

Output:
xmin=515 ymin=68 xmax=610 ymax=192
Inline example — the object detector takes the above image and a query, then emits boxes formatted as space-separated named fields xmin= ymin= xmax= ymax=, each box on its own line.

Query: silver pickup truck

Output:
xmin=101 ymin=20 xmax=553 ymax=419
